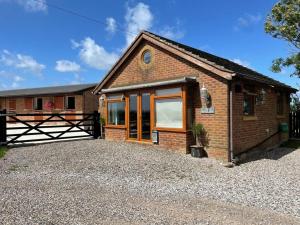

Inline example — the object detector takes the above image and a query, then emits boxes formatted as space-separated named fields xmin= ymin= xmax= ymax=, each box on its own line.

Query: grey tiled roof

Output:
xmin=145 ymin=31 xmax=296 ymax=91
xmin=0 ymin=83 xmax=97 ymax=97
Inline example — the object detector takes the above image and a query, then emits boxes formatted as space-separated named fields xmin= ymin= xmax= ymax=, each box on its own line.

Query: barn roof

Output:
xmin=0 ymin=83 xmax=97 ymax=97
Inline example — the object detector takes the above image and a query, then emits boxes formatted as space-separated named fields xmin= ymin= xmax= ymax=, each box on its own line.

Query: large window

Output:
xmin=107 ymin=101 xmax=125 ymax=125
xmin=34 ymin=97 xmax=43 ymax=110
xmin=154 ymin=87 xmax=183 ymax=129
xmin=155 ymin=98 xmax=183 ymax=128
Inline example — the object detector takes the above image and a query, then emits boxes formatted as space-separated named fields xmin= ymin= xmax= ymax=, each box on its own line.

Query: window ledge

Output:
xmin=243 ymin=116 xmax=257 ymax=121
xmin=104 ymin=125 xmax=126 ymax=129
xmin=153 ymin=127 xmax=186 ymax=133
xmin=276 ymin=115 xmax=285 ymax=119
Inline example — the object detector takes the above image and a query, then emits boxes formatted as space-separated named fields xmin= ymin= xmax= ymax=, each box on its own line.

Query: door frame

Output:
xmin=126 ymin=89 xmax=153 ymax=142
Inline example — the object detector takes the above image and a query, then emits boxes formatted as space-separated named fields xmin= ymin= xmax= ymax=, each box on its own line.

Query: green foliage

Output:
xmin=191 ymin=123 xmax=204 ymax=139
xmin=265 ymin=0 xmax=300 ymax=76
xmin=100 ymin=116 xmax=105 ymax=125
xmin=0 ymin=147 xmax=8 ymax=159
xmin=290 ymin=92 xmax=300 ymax=111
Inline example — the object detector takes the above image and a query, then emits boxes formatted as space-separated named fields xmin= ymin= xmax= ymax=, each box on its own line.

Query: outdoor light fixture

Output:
xmin=200 ymin=84 xmax=214 ymax=114
xmin=200 ymin=84 xmax=212 ymax=107
xmin=99 ymin=94 xmax=106 ymax=108
xmin=200 ymin=84 xmax=209 ymax=107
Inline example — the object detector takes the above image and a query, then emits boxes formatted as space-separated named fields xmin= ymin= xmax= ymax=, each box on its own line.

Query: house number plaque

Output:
xmin=201 ymin=107 xmax=215 ymax=114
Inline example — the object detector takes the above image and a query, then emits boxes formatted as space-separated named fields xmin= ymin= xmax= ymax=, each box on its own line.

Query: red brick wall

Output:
xmin=157 ymin=131 xmax=190 ymax=153
xmin=105 ymin=128 xmax=126 ymax=141
xmin=1 ymin=89 xmax=97 ymax=123
xmin=232 ymin=80 xmax=290 ymax=155
xmin=101 ymin=40 xmax=230 ymax=161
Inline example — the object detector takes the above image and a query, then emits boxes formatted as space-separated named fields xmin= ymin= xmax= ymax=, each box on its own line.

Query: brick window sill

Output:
xmin=243 ymin=116 xmax=257 ymax=121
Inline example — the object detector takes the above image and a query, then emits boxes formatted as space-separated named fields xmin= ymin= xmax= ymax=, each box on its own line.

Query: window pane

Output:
xmin=155 ymin=98 xmax=182 ymax=128
xmin=143 ymin=50 xmax=151 ymax=64
xmin=108 ymin=102 xmax=125 ymax=125
xmin=67 ymin=97 xmax=75 ymax=109
xmin=243 ymin=94 xmax=254 ymax=116
xmin=156 ymin=87 xmax=181 ymax=96
xmin=129 ymin=95 xmax=138 ymax=139
xmin=35 ymin=98 xmax=43 ymax=110
xmin=141 ymin=93 xmax=151 ymax=139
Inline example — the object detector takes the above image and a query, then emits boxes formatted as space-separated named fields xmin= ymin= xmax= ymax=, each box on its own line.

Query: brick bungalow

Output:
xmin=93 ymin=31 xmax=296 ymax=162
xmin=0 ymin=83 xmax=98 ymax=121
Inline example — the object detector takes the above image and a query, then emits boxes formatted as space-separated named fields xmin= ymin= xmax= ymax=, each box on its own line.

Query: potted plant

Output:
xmin=190 ymin=123 xmax=206 ymax=158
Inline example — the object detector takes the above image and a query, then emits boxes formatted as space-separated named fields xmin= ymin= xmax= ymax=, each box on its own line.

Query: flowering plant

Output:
xmin=44 ymin=101 xmax=54 ymax=111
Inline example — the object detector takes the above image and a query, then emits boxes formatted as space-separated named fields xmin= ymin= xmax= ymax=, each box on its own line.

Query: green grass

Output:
xmin=0 ymin=146 xmax=8 ymax=159
xmin=280 ymin=140 xmax=300 ymax=149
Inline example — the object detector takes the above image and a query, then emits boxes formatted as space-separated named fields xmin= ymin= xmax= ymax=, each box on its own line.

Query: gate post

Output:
xmin=93 ymin=111 xmax=100 ymax=139
xmin=0 ymin=109 xmax=7 ymax=146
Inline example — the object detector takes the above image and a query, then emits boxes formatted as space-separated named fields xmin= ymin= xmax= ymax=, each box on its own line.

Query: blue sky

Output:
xmin=0 ymin=0 xmax=298 ymax=90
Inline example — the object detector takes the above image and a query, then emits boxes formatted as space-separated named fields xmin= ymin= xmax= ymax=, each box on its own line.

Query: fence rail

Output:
xmin=289 ymin=111 xmax=300 ymax=138
xmin=0 ymin=109 xmax=100 ymax=146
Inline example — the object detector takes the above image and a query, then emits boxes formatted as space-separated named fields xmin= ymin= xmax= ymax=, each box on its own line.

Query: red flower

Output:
xmin=44 ymin=101 xmax=54 ymax=110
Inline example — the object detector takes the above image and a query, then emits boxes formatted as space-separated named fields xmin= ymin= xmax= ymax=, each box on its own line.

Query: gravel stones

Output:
xmin=0 ymin=139 xmax=299 ymax=224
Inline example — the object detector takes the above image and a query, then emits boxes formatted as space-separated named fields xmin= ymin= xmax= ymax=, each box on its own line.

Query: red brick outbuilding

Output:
xmin=93 ymin=31 xmax=296 ymax=162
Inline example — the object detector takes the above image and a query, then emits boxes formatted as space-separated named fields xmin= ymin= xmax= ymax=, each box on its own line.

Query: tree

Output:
xmin=291 ymin=92 xmax=300 ymax=111
xmin=265 ymin=0 xmax=300 ymax=77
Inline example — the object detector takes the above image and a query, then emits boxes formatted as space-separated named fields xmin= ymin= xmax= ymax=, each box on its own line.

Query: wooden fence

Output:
xmin=289 ymin=111 xmax=300 ymax=138
xmin=0 ymin=109 xmax=100 ymax=146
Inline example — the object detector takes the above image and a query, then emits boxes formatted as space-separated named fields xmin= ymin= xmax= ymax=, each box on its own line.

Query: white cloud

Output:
xmin=70 ymin=74 xmax=84 ymax=85
xmin=234 ymin=13 xmax=262 ymax=31
xmin=55 ymin=60 xmax=81 ymax=73
xmin=0 ymin=70 xmax=25 ymax=89
xmin=72 ymin=37 xmax=119 ymax=70
xmin=125 ymin=2 xmax=153 ymax=47
xmin=0 ymin=0 xmax=47 ymax=12
xmin=106 ymin=17 xmax=117 ymax=34
xmin=0 ymin=50 xmax=45 ymax=76
xmin=159 ymin=24 xmax=185 ymax=40
xmin=11 ymin=81 xmax=19 ymax=88
xmin=71 ymin=39 xmax=80 ymax=49
xmin=13 ymin=75 xmax=24 ymax=82
xmin=232 ymin=58 xmax=251 ymax=68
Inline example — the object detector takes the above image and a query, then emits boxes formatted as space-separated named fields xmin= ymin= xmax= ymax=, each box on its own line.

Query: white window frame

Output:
xmin=65 ymin=96 xmax=76 ymax=110
xmin=34 ymin=97 xmax=43 ymax=111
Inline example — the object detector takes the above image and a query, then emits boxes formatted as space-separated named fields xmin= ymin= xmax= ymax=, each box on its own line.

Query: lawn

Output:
xmin=0 ymin=146 xmax=8 ymax=158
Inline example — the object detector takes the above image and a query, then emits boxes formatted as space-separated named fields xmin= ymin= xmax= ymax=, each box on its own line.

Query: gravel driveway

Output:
xmin=0 ymin=139 xmax=299 ymax=225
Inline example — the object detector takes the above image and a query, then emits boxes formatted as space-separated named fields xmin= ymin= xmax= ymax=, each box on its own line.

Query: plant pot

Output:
xmin=190 ymin=145 xmax=205 ymax=158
